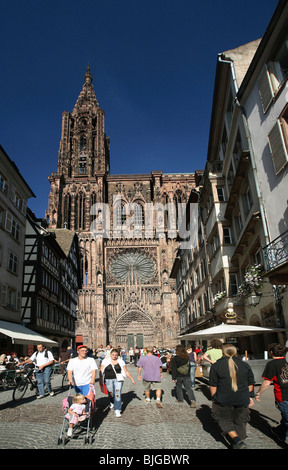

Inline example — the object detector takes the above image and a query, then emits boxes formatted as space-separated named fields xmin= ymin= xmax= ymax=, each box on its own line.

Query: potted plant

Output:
xmin=237 ymin=264 xmax=263 ymax=305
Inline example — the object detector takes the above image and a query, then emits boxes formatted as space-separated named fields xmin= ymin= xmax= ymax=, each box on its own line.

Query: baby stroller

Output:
xmin=58 ymin=385 xmax=95 ymax=445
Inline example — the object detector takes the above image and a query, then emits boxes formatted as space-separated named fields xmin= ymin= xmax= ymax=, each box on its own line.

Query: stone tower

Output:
xmin=46 ymin=67 xmax=198 ymax=349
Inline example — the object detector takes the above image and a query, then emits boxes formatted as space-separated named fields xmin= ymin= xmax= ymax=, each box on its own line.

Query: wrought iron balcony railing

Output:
xmin=263 ymin=229 xmax=288 ymax=272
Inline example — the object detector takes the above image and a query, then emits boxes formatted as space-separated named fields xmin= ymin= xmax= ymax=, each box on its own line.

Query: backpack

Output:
xmin=36 ymin=349 xmax=49 ymax=359
xmin=177 ymin=361 xmax=190 ymax=375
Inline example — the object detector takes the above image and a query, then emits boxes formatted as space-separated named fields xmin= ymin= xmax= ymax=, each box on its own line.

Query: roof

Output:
xmin=47 ymin=228 xmax=77 ymax=256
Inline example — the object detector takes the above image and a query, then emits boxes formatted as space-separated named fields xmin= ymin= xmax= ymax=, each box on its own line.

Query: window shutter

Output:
xmin=258 ymin=65 xmax=274 ymax=113
xmin=5 ymin=212 xmax=12 ymax=232
xmin=268 ymin=121 xmax=288 ymax=174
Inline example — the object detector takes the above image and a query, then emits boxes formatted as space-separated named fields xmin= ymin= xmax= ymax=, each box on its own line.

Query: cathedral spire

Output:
xmin=72 ymin=65 xmax=99 ymax=114
xmin=84 ymin=65 xmax=92 ymax=85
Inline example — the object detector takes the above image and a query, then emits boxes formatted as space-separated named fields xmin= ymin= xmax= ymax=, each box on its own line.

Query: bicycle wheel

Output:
xmin=61 ymin=372 xmax=69 ymax=391
xmin=13 ymin=379 xmax=28 ymax=401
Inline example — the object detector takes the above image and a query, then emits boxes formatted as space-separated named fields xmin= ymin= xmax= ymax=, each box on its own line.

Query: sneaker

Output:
xmin=36 ymin=395 xmax=45 ymax=399
xmin=67 ymin=428 xmax=73 ymax=437
xmin=232 ymin=440 xmax=247 ymax=449
xmin=156 ymin=400 xmax=163 ymax=408
xmin=109 ymin=403 xmax=114 ymax=409
xmin=144 ymin=397 xmax=151 ymax=403
xmin=115 ymin=410 xmax=121 ymax=418
xmin=190 ymin=400 xmax=196 ymax=408
xmin=49 ymin=391 xmax=54 ymax=397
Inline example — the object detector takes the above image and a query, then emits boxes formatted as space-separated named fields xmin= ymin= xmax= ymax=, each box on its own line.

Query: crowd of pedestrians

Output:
xmin=1 ymin=339 xmax=288 ymax=448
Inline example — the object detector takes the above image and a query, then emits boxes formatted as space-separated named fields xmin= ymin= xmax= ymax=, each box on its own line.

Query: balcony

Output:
xmin=262 ymin=229 xmax=288 ymax=284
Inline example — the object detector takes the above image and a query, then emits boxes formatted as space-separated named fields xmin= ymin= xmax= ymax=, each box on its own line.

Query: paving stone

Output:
xmin=0 ymin=365 xmax=285 ymax=450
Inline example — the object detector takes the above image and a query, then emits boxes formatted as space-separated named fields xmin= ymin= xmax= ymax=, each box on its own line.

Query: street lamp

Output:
xmin=247 ymin=292 xmax=262 ymax=307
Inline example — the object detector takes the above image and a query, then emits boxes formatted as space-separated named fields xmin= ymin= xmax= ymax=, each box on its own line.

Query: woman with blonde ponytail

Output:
xmin=209 ymin=343 xmax=255 ymax=449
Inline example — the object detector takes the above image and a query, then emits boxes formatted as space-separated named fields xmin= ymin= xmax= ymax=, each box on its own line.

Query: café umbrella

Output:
xmin=177 ymin=323 xmax=286 ymax=360
xmin=177 ymin=323 xmax=286 ymax=341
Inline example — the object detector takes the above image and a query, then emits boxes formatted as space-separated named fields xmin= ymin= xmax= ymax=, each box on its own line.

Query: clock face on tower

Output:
xmin=109 ymin=252 xmax=156 ymax=284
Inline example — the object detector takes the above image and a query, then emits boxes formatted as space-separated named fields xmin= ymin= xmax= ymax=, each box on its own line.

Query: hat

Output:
xmin=77 ymin=344 xmax=88 ymax=352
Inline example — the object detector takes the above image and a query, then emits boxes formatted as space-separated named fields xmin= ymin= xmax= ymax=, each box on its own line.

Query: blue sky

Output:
xmin=0 ymin=0 xmax=278 ymax=217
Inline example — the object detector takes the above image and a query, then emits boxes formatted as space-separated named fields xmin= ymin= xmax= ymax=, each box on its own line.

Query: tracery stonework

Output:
xmin=46 ymin=67 xmax=198 ymax=349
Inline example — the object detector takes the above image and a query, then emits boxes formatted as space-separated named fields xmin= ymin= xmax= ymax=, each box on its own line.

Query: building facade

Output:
xmin=46 ymin=67 xmax=199 ymax=350
xmin=0 ymin=146 xmax=35 ymax=323
xmin=171 ymin=1 xmax=288 ymax=354
xmin=237 ymin=0 xmax=288 ymax=326
xmin=21 ymin=209 xmax=80 ymax=352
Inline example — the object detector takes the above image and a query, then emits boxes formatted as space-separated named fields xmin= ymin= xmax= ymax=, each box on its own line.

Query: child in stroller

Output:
xmin=65 ymin=393 xmax=89 ymax=437
xmin=58 ymin=385 xmax=95 ymax=445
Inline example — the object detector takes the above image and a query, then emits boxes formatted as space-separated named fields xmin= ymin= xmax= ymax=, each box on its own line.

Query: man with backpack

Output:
xmin=21 ymin=343 xmax=55 ymax=399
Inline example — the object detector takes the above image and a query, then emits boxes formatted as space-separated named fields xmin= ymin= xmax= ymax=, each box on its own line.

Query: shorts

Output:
xmin=143 ymin=380 xmax=161 ymax=391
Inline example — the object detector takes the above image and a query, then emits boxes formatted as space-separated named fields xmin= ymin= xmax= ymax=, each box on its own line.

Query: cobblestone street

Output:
xmin=0 ymin=364 xmax=286 ymax=453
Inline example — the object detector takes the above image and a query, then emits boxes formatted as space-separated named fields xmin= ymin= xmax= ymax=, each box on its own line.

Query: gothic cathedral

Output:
xmin=46 ymin=67 xmax=197 ymax=349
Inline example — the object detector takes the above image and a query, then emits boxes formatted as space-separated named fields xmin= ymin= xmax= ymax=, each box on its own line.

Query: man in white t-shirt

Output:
xmin=67 ymin=345 xmax=98 ymax=396
xmin=22 ymin=343 xmax=55 ymax=399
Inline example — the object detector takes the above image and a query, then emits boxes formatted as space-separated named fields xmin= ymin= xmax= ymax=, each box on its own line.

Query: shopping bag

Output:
xmin=86 ymin=383 xmax=96 ymax=413
xmin=99 ymin=371 xmax=108 ymax=395
xmin=195 ymin=365 xmax=203 ymax=378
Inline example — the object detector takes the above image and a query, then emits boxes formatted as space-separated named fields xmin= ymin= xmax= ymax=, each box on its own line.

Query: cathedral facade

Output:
xmin=46 ymin=67 xmax=198 ymax=350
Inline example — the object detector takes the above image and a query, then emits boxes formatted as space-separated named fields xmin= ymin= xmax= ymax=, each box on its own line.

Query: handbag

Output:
xmin=176 ymin=361 xmax=190 ymax=375
xmin=112 ymin=363 xmax=124 ymax=382
xmin=99 ymin=371 xmax=108 ymax=395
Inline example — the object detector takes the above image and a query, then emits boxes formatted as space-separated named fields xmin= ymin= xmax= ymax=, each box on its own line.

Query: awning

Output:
xmin=0 ymin=320 xmax=58 ymax=346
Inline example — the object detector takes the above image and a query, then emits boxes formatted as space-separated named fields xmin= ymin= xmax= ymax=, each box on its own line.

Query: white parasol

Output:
xmin=177 ymin=323 xmax=286 ymax=341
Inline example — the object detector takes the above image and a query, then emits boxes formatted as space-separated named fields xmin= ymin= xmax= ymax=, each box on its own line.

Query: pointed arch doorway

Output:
xmin=114 ymin=310 xmax=154 ymax=349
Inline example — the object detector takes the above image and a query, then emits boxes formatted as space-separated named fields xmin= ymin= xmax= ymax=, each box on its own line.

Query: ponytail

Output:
xmin=223 ymin=344 xmax=238 ymax=392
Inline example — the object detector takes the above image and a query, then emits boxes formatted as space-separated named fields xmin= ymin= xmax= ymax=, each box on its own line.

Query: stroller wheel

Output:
xmin=89 ymin=436 xmax=93 ymax=445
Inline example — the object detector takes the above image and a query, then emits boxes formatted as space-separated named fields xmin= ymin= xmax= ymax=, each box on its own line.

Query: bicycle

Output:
xmin=0 ymin=369 xmax=17 ymax=390
xmin=12 ymin=364 xmax=38 ymax=401
xmin=61 ymin=364 xmax=69 ymax=391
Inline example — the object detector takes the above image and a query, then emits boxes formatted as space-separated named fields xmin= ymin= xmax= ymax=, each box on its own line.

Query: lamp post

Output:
xmin=246 ymin=292 xmax=262 ymax=307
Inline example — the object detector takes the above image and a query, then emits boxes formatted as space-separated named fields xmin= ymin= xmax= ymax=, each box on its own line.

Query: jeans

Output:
xmin=35 ymin=367 xmax=52 ymax=396
xmin=175 ymin=376 xmax=196 ymax=402
xmin=276 ymin=400 xmax=288 ymax=440
xmin=105 ymin=378 xmax=124 ymax=411
xmin=190 ymin=362 xmax=197 ymax=387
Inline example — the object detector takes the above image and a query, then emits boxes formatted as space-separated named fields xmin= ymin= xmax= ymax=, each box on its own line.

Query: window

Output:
xmin=258 ymin=35 xmax=288 ymax=112
xmin=8 ymin=252 xmax=18 ymax=274
xmin=13 ymin=192 xmax=23 ymax=212
xmin=268 ymin=107 xmax=288 ymax=174
xmin=37 ymin=300 xmax=42 ymax=318
xmin=234 ymin=206 xmax=243 ymax=236
xmin=242 ymin=186 xmax=253 ymax=216
xmin=217 ymin=187 xmax=225 ymax=202
xmin=80 ymin=134 xmax=87 ymax=151
xmin=229 ymin=273 xmax=238 ymax=297
xmin=134 ymin=203 xmax=145 ymax=226
xmin=232 ymin=131 xmax=243 ymax=169
xmin=5 ymin=213 xmax=20 ymax=241
xmin=223 ymin=227 xmax=232 ymax=244
xmin=0 ymin=172 xmax=8 ymax=194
